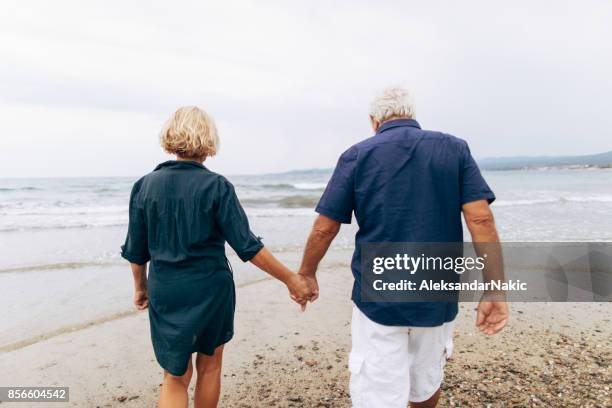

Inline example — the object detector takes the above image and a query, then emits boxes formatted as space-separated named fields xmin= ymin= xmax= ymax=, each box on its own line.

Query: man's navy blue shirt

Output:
xmin=316 ymin=119 xmax=495 ymax=327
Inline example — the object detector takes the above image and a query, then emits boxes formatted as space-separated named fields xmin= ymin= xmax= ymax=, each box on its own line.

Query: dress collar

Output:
xmin=154 ymin=160 xmax=207 ymax=171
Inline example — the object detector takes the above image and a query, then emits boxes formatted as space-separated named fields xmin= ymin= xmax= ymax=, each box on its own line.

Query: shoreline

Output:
xmin=0 ymin=275 xmax=277 ymax=354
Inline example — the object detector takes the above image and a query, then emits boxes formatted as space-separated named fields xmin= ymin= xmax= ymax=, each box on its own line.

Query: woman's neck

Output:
xmin=176 ymin=156 xmax=205 ymax=163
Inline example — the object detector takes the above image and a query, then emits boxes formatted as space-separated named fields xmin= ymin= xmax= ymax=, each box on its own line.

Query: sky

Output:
xmin=0 ymin=0 xmax=611 ymax=177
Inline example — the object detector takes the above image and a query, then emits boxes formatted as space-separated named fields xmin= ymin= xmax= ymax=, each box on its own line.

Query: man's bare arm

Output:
xmin=463 ymin=199 xmax=499 ymax=243
xmin=462 ymin=199 xmax=508 ymax=335
xmin=463 ymin=199 xmax=503 ymax=286
xmin=299 ymin=215 xmax=341 ymax=301
xmin=300 ymin=215 xmax=341 ymax=276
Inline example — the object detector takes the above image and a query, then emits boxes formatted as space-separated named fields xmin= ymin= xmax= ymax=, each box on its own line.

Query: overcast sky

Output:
xmin=1 ymin=0 xmax=611 ymax=177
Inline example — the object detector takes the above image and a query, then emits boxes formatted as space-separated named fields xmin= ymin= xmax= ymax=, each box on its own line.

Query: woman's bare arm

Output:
xmin=130 ymin=262 xmax=148 ymax=310
xmin=250 ymin=247 xmax=313 ymax=307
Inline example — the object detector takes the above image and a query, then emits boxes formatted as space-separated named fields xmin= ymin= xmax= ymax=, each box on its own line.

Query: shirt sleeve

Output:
xmin=121 ymin=180 xmax=151 ymax=265
xmin=216 ymin=178 xmax=264 ymax=262
xmin=315 ymin=147 xmax=357 ymax=223
xmin=460 ymin=142 xmax=496 ymax=205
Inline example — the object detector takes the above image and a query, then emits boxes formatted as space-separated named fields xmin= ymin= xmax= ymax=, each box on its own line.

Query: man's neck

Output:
xmin=376 ymin=116 xmax=413 ymax=132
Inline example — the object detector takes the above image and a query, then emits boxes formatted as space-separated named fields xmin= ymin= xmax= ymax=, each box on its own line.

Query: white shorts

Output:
xmin=349 ymin=306 xmax=455 ymax=408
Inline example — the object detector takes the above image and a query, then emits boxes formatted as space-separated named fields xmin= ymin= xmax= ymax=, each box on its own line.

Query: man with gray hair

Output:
xmin=299 ymin=87 xmax=509 ymax=407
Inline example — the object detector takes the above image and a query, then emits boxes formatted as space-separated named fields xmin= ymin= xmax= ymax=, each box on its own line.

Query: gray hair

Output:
xmin=369 ymin=87 xmax=415 ymax=123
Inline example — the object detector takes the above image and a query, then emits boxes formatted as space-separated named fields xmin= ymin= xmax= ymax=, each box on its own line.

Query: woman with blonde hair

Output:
xmin=121 ymin=106 xmax=314 ymax=408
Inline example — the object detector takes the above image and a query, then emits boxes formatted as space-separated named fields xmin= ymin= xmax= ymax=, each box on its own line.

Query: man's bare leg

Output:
xmin=410 ymin=388 xmax=441 ymax=408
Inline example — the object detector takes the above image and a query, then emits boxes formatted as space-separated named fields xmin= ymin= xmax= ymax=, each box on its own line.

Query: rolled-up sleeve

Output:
xmin=121 ymin=180 xmax=151 ymax=265
xmin=216 ymin=178 xmax=264 ymax=262
xmin=315 ymin=147 xmax=357 ymax=223
xmin=460 ymin=142 xmax=496 ymax=205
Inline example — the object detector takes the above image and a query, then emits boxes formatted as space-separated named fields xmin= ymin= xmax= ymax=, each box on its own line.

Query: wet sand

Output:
xmin=0 ymin=256 xmax=610 ymax=407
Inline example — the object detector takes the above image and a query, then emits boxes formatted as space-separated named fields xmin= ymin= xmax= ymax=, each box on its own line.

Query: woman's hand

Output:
xmin=130 ymin=262 xmax=148 ymax=310
xmin=286 ymin=273 xmax=313 ymax=310
xmin=134 ymin=289 xmax=149 ymax=310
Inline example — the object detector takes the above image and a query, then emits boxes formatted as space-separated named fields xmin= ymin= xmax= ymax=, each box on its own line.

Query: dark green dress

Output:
xmin=121 ymin=160 xmax=263 ymax=376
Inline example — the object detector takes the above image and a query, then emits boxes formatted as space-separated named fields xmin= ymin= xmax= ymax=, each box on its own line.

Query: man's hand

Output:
xmin=476 ymin=299 xmax=509 ymax=335
xmin=134 ymin=289 xmax=148 ymax=310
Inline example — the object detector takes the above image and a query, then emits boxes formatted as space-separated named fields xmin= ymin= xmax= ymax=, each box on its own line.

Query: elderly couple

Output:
xmin=121 ymin=87 xmax=509 ymax=408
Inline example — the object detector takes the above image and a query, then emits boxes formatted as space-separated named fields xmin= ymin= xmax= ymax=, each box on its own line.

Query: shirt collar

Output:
xmin=154 ymin=160 xmax=207 ymax=171
xmin=377 ymin=118 xmax=421 ymax=134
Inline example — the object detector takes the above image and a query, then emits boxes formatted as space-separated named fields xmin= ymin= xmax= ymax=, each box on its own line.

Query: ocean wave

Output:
xmin=0 ymin=261 xmax=121 ymax=274
xmin=0 ymin=221 xmax=128 ymax=233
xmin=240 ymin=194 xmax=320 ymax=208
xmin=0 ymin=205 xmax=127 ymax=215
xmin=292 ymin=183 xmax=327 ymax=190
xmin=495 ymin=195 xmax=612 ymax=207
xmin=0 ymin=199 xmax=321 ymax=231
xmin=236 ymin=182 xmax=325 ymax=191
xmin=245 ymin=207 xmax=316 ymax=217
xmin=277 ymin=195 xmax=318 ymax=208
xmin=259 ymin=183 xmax=296 ymax=190
xmin=0 ymin=186 xmax=41 ymax=192
xmin=92 ymin=187 xmax=123 ymax=193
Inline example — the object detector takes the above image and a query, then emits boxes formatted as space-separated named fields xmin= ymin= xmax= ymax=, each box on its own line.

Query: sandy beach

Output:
xmin=0 ymin=250 xmax=610 ymax=408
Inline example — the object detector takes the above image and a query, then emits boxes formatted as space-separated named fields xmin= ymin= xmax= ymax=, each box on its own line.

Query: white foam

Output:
xmin=292 ymin=182 xmax=327 ymax=190
xmin=494 ymin=195 xmax=612 ymax=207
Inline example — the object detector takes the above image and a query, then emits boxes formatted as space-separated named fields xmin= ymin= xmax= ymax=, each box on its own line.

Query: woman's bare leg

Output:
xmin=194 ymin=346 xmax=224 ymax=408
xmin=158 ymin=358 xmax=193 ymax=408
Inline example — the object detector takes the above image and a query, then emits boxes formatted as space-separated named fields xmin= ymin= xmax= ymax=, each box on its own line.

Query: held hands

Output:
xmin=286 ymin=273 xmax=319 ymax=311
xmin=299 ymin=274 xmax=319 ymax=302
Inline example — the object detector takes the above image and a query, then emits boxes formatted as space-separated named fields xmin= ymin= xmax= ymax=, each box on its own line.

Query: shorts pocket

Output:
xmin=348 ymin=352 xmax=365 ymax=374
xmin=348 ymin=353 xmax=367 ymax=408
xmin=442 ymin=322 xmax=454 ymax=361
xmin=444 ymin=337 xmax=454 ymax=360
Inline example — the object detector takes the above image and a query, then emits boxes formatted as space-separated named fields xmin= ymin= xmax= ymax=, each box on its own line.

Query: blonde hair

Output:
xmin=369 ymin=87 xmax=415 ymax=123
xmin=159 ymin=106 xmax=220 ymax=158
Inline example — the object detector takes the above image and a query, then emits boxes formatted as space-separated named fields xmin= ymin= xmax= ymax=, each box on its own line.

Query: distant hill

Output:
xmin=477 ymin=150 xmax=612 ymax=170
xmin=270 ymin=151 xmax=612 ymax=177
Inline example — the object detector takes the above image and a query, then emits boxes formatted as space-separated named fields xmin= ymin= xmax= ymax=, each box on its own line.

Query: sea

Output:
xmin=1 ymin=168 xmax=611 ymax=349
